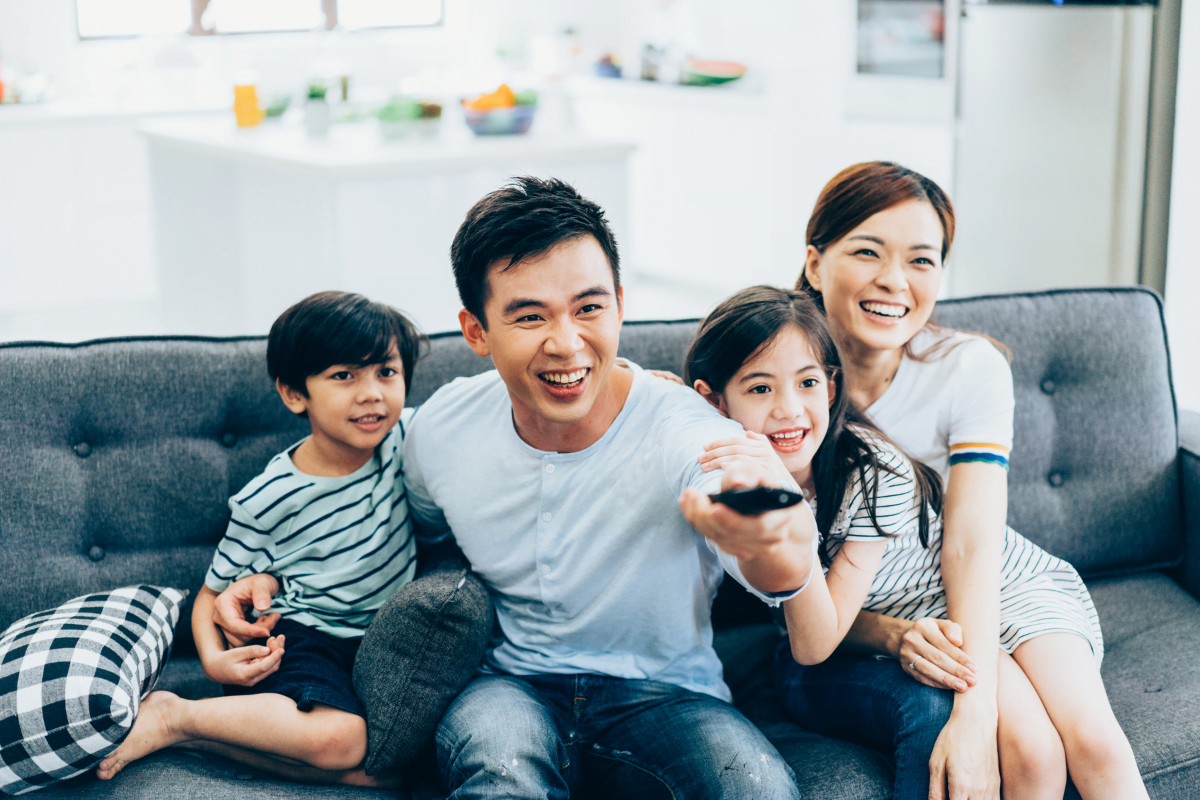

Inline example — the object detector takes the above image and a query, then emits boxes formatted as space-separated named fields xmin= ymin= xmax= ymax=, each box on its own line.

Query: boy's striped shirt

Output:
xmin=205 ymin=408 xmax=417 ymax=638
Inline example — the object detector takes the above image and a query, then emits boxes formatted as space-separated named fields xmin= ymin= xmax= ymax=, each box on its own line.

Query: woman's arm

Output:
xmin=781 ymin=540 xmax=887 ymax=664
xmin=841 ymin=610 xmax=977 ymax=693
xmin=928 ymin=460 xmax=1007 ymax=799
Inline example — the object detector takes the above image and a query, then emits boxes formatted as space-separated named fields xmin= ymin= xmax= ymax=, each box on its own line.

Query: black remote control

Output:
xmin=708 ymin=486 xmax=805 ymax=515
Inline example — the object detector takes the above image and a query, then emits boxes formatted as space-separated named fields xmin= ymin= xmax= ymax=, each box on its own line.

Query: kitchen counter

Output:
xmin=142 ymin=117 xmax=635 ymax=335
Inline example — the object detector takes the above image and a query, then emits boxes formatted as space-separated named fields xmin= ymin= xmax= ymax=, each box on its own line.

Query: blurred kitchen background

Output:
xmin=0 ymin=0 xmax=1197 ymax=410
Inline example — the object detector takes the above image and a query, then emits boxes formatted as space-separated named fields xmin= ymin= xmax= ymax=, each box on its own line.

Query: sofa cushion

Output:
xmin=934 ymin=289 xmax=1180 ymax=578
xmin=1086 ymin=573 xmax=1200 ymax=796
xmin=353 ymin=561 xmax=494 ymax=776
xmin=0 ymin=586 xmax=185 ymax=795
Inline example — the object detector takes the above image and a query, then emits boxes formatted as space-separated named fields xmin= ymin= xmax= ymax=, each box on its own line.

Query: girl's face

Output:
xmin=711 ymin=326 xmax=836 ymax=478
xmin=803 ymin=198 xmax=944 ymax=355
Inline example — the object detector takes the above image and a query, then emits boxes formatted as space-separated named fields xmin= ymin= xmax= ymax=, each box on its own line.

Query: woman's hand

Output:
xmin=892 ymin=617 xmax=978 ymax=693
xmin=201 ymin=634 xmax=286 ymax=687
xmin=699 ymin=432 xmax=796 ymax=489
xmin=212 ymin=573 xmax=281 ymax=647
xmin=646 ymin=369 xmax=685 ymax=385
xmin=928 ymin=701 xmax=1000 ymax=800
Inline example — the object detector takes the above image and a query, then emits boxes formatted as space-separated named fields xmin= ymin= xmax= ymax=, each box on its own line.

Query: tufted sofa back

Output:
xmin=0 ymin=288 xmax=1180 ymax=641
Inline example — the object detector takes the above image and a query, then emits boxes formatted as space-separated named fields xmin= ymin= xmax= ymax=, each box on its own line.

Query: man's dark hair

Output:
xmin=450 ymin=176 xmax=621 ymax=328
xmin=267 ymin=291 xmax=424 ymax=401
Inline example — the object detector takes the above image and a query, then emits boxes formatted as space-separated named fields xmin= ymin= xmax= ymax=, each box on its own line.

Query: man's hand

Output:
xmin=212 ymin=573 xmax=281 ymax=647
xmin=679 ymin=460 xmax=815 ymax=594
xmin=202 ymin=634 xmax=286 ymax=687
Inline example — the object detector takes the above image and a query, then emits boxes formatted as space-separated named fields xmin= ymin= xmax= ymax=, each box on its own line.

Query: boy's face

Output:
xmin=278 ymin=346 xmax=406 ymax=457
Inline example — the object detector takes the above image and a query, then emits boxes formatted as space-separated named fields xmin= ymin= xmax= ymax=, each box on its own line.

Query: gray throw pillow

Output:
xmin=353 ymin=560 xmax=493 ymax=776
xmin=0 ymin=586 xmax=186 ymax=795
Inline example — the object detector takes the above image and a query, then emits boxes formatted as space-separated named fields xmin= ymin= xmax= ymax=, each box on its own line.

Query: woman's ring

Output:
xmin=909 ymin=655 xmax=924 ymax=671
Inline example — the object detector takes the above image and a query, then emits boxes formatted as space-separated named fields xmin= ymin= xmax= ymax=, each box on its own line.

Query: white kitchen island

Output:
xmin=141 ymin=116 xmax=635 ymax=336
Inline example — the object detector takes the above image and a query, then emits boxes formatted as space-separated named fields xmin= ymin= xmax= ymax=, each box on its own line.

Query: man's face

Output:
xmin=466 ymin=235 xmax=624 ymax=428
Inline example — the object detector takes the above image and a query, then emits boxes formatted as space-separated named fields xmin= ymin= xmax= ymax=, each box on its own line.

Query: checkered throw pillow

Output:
xmin=0 ymin=585 xmax=186 ymax=795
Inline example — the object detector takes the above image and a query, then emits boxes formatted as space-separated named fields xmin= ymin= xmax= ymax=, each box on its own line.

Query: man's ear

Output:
xmin=459 ymin=308 xmax=491 ymax=358
xmin=276 ymin=377 xmax=309 ymax=416
xmin=804 ymin=245 xmax=824 ymax=292
xmin=616 ymin=284 xmax=625 ymax=323
xmin=693 ymin=380 xmax=729 ymax=417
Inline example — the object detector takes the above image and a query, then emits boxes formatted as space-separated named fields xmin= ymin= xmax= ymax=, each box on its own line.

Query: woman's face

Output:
xmin=714 ymin=326 xmax=835 ymax=478
xmin=804 ymin=199 xmax=944 ymax=355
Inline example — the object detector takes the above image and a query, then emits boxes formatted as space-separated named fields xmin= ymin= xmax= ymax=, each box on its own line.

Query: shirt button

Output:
xmin=542 ymin=512 xmax=552 ymax=522
xmin=541 ymin=564 xmax=551 ymax=575
xmin=545 ymin=464 xmax=555 ymax=473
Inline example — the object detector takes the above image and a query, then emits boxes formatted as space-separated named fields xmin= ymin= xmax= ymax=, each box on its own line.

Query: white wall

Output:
xmin=1165 ymin=0 xmax=1200 ymax=414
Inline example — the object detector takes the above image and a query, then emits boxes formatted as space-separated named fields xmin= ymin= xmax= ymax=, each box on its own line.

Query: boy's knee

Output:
xmin=307 ymin=713 xmax=368 ymax=772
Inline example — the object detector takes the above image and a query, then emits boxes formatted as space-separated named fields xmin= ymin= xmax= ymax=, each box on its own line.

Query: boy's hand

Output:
xmin=202 ymin=634 xmax=286 ymax=687
xmin=213 ymin=573 xmax=281 ymax=647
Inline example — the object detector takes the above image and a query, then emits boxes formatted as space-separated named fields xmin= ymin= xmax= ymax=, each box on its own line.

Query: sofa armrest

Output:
xmin=1178 ymin=410 xmax=1200 ymax=597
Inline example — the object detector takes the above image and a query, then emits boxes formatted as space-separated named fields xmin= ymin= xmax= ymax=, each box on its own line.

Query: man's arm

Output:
xmin=680 ymin=459 xmax=816 ymax=600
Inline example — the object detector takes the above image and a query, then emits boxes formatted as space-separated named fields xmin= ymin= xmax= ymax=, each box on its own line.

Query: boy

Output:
xmin=97 ymin=291 xmax=422 ymax=786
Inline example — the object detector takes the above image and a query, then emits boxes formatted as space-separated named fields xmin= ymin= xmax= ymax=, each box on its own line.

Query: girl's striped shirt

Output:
xmin=204 ymin=408 xmax=417 ymax=639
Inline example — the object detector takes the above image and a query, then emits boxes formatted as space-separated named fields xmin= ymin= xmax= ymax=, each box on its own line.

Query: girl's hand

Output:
xmin=646 ymin=369 xmax=685 ymax=385
xmin=893 ymin=617 xmax=978 ymax=693
xmin=699 ymin=432 xmax=796 ymax=489
xmin=202 ymin=634 xmax=286 ymax=687
xmin=928 ymin=702 xmax=1000 ymax=800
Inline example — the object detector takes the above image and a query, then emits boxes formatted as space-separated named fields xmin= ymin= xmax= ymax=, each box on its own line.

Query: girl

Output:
xmin=684 ymin=285 xmax=1145 ymax=800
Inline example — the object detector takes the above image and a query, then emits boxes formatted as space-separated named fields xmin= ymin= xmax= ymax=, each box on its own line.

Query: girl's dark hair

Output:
xmin=268 ymin=291 xmax=425 ymax=403
xmin=451 ymin=176 xmax=620 ymax=329
xmin=797 ymin=161 xmax=1009 ymax=363
xmin=684 ymin=286 xmax=943 ymax=564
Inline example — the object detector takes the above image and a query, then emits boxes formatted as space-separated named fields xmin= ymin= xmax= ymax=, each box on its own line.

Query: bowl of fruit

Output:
xmin=461 ymin=85 xmax=538 ymax=136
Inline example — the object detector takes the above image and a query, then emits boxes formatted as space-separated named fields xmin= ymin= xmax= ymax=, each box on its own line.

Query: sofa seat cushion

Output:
xmin=1087 ymin=573 xmax=1200 ymax=796
xmin=29 ymin=749 xmax=395 ymax=798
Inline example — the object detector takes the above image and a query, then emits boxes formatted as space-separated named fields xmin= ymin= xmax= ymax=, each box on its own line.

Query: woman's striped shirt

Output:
xmin=204 ymin=408 xmax=417 ymax=639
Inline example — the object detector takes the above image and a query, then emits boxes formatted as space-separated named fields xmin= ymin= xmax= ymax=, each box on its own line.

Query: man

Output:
xmin=408 ymin=177 xmax=813 ymax=799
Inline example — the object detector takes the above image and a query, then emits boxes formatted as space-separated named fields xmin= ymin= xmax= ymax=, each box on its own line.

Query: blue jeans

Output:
xmin=774 ymin=642 xmax=953 ymax=800
xmin=436 ymin=673 xmax=801 ymax=800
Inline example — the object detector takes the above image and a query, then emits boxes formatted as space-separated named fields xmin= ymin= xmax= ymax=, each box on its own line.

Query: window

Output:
xmin=75 ymin=0 xmax=443 ymax=39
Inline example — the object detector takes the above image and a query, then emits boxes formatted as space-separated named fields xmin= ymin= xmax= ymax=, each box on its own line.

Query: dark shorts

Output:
xmin=224 ymin=617 xmax=365 ymax=718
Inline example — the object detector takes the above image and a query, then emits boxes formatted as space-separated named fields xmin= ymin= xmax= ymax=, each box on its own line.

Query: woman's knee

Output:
xmin=999 ymin=723 xmax=1067 ymax=797
xmin=1057 ymin=717 xmax=1132 ymax=776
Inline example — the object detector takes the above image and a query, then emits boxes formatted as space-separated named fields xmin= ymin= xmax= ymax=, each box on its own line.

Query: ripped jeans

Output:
xmin=435 ymin=673 xmax=800 ymax=800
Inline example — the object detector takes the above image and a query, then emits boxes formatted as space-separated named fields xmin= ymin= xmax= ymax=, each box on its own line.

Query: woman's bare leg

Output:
xmin=995 ymin=651 xmax=1066 ymax=799
xmin=1013 ymin=634 xmax=1148 ymax=800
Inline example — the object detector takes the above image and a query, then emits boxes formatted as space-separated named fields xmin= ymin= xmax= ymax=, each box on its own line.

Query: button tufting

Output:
xmin=1048 ymin=471 xmax=1065 ymax=487
xmin=73 ymin=442 xmax=92 ymax=458
xmin=1041 ymin=379 xmax=1056 ymax=395
xmin=88 ymin=546 xmax=105 ymax=562
xmin=222 ymin=432 xmax=238 ymax=447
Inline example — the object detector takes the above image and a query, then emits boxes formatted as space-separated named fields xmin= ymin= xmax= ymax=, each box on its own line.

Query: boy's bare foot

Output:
xmin=96 ymin=691 xmax=189 ymax=780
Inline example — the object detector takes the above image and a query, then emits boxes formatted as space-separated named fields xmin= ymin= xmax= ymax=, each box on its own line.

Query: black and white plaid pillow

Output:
xmin=0 ymin=585 xmax=186 ymax=795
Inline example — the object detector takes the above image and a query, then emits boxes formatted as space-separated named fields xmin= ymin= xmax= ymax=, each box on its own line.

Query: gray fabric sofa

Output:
xmin=1 ymin=286 xmax=1198 ymax=799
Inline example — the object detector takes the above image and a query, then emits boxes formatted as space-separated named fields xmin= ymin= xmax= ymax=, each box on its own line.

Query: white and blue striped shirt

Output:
xmin=205 ymin=408 xmax=417 ymax=639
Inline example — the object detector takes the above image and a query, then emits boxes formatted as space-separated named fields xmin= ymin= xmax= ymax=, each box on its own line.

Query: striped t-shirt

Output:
xmin=205 ymin=408 xmax=417 ymax=639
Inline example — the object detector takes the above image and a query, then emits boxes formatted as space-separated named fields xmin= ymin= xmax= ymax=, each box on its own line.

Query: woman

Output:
xmin=775 ymin=162 xmax=1144 ymax=800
